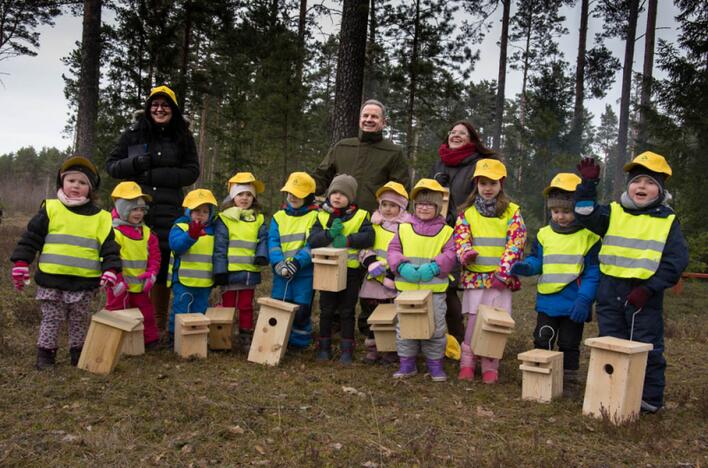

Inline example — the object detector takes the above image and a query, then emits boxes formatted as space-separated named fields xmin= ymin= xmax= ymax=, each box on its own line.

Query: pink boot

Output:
xmin=458 ymin=343 xmax=475 ymax=381
xmin=482 ymin=370 xmax=498 ymax=384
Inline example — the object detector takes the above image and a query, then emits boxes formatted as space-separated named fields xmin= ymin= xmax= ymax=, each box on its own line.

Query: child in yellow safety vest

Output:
xmin=511 ymin=173 xmax=601 ymax=390
xmin=387 ymin=179 xmax=457 ymax=381
xmin=212 ymin=172 xmax=269 ymax=352
xmin=11 ymin=156 xmax=122 ymax=369
xmin=358 ymin=181 xmax=412 ymax=364
xmin=167 ymin=189 xmax=218 ymax=338
xmin=308 ymin=174 xmax=374 ymax=364
xmin=105 ymin=182 xmax=162 ymax=348
xmin=454 ymin=159 xmax=527 ymax=384
xmin=574 ymin=153 xmax=688 ymax=413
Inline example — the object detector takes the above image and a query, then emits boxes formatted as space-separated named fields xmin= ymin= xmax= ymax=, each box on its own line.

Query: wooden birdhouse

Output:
xmin=367 ymin=303 xmax=398 ymax=352
xmin=174 ymin=313 xmax=210 ymax=359
xmin=518 ymin=349 xmax=564 ymax=403
xmin=470 ymin=304 xmax=515 ymax=359
xmin=395 ymin=290 xmax=434 ymax=340
xmin=583 ymin=336 xmax=653 ymax=424
xmin=205 ymin=307 xmax=235 ymax=350
xmin=312 ymin=247 xmax=348 ymax=291
xmin=112 ymin=308 xmax=145 ymax=356
xmin=440 ymin=187 xmax=450 ymax=219
xmin=248 ymin=297 xmax=299 ymax=366
xmin=78 ymin=309 xmax=143 ymax=375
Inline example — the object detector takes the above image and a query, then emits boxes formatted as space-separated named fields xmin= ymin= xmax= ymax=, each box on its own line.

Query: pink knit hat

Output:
xmin=378 ymin=190 xmax=408 ymax=212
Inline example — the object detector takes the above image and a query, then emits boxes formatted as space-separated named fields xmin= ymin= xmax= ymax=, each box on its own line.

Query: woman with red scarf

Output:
xmin=430 ymin=120 xmax=498 ymax=344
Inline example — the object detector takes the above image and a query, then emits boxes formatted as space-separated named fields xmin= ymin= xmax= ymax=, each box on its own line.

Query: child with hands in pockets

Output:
xmin=11 ymin=156 xmax=122 ymax=369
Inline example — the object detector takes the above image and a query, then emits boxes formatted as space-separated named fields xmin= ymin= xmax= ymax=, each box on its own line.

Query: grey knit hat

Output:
xmin=546 ymin=189 xmax=574 ymax=210
xmin=414 ymin=189 xmax=444 ymax=216
xmin=326 ymin=174 xmax=358 ymax=204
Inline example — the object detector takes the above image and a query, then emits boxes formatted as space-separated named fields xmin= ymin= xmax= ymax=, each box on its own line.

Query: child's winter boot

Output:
xmin=339 ymin=338 xmax=355 ymax=365
xmin=316 ymin=337 xmax=332 ymax=361
xmin=363 ymin=338 xmax=378 ymax=364
xmin=69 ymin=347 xmax=82 ymax=366
xmin=238 ymin=329 xmax=253 ymax=354
xmin=458 ymin=343 xmax=475 ymax=381
xmin=563 ymin=369 xmax=580 ymax=397
xmin=426 ymin=358 xmax=448 ymax=382
xmin=35 ymin=347 xmax=57 ymax=370
xmin=482 ymin=370 xmax=498 ymax=384
xmin=393 ymin=356 xmax=418 ymax=378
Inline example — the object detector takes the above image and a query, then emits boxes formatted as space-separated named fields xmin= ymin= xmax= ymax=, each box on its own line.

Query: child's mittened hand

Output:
xmin=460 ymin=249 xmax=478 ymax=265
xmin=284 ymin=259 xmax=299 ymax=277
xmin=142 ymin=273 xmax=157 ymax=294
xmin=11 ymin=262 xmax=30 ymax=291
xmin=100 ymin=270 xmax=118 ymax=288
xmin=569 ymin=299 xmax=591 ymax=323
xmin=187 ymin=221 xmax=205 ymax=239
xmin=510 ymin=262 xmax=533 ymax=276
xmin=627 ymin=286 xmax=651 ymax=309
xmin=368 ymin=261 xmax=386 ymax=277
xmin=418 ymin=262 xmax=440 ymax=282
xmin=398 ymin=263 xmax=421 ymax=282
xmin=112 ymin=279 xmax=128 ymax=297
xmin=577 ymin=157 xmax=600 ymax=180
xmin=383 ymin=277 xmax=396 ymax=290
xmin=489 ymin=274 xmax=507 ymax=290
xmin=332 ymin=235 xmax=348 ymax=249
xmin=328 ymin=219 xmax=344 ymax=239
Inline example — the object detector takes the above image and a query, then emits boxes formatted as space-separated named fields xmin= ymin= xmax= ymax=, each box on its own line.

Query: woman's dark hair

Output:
xmin=457 ymin=177 xmax=511 ymax=218
xmin=140 ymin=93 xmax=191 ymax=145
xmin=444 ymin=120 xmax=496 ymax=156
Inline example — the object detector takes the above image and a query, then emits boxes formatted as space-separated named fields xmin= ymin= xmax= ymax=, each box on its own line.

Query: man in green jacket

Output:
xmin=314 ymin=100 xmax=411 ymax=213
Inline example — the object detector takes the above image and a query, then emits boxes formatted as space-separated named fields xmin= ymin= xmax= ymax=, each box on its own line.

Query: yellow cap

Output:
xmin=375 ymin=181 xmax=409 ymax=200
xmin=445 ymin=334 xmax=461 ymax=361
xmin=60 ymin=155 xmax=98 ymax=177
xmin=111 ymin=181 xmax=152 ymax=202
xmin=623 ymin=151 xmax=672 ymax=179
xmin=280 ymin=172 xmax=316 ymax=199
xmin=148 ymin=85 xmax=178 ymax=108
xmin=543 ymin=173 xmax=581 ymax=196
xmin=472 ymin=158 xmax=507 ymax=181
xmin=410 ymin=178 xmax=446 ymax=199
xmin=227 ymin=172 xmax=265 ymax=194
xmin=182 ymin=189 xmax=217 ymax=210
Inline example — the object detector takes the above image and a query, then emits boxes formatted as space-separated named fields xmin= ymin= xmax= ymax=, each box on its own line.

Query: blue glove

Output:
xmin=510 ymin=261 xmax=534 ymax=276
xmin=569 ymin=297 xmax=592 ymax=323
xmin=417 ymin=262 xmax=440 ymax=282
xmin=398 ymin=263 xmax=421 ymax=282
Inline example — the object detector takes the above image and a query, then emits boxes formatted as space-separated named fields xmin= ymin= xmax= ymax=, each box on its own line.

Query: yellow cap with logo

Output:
xmin=280 ymin=172 xmax=316 ymax=199
xmin=375 ymin=181 xmax=409 ymax=200
xmin=182 ymin=189 xmax=217 ymax=210
xmin=410 ymin=178 xmax=446 ymax=199
xmin=623 ymin=151 xmax=672 ymax=179
xmin=148 ymin=85 xmax=178 ymax=108
xmin=111 ymin=181 xmax=152 ymax=202
xmin=543 ymin=173 xmax=581 ymax=196
xmin=472 ymin=158 xmax=507 ymax=181
xmin=228 ymin=172 xmax=265 ymax=193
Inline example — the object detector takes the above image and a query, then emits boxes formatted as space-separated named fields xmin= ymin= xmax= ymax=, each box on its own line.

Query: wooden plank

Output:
xmin=367 ymin=303 xmax=398 ymax=325
xmin=585 ymin=336 xmax=653 ymax=354
xmin=518 ymin=349 xmax=561 ymax=364
xmin=394 ymin=290 xmax=432 ymax=305
xmin=92 ymin=309 xmax=142 ymax=332
xmin=205 ymin=306 xmax=235 ymax=324
xmin=519 ymin=364 xmax=552 ymax=374
xmin=248 ymin=298 xmax=297 ymax=366
xmin=256 ymin=297 xmax=300 ymax=312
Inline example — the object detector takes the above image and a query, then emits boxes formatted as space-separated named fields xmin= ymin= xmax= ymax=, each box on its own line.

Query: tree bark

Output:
xmin=362 ymin=0 xmax=379 ymax=99
xmin=570 ymin=0 xmax=589 ymax=156
xmin=330 ymin=0 xmax=369 ymax=144
xmin=492 ymin=0 xmax=510 ymax=152
xmin=177 ymin=0 xmax=193 ymax=109
xmin=518 ymin=12 xmax=532 ymax=129
xmin=405 ymin=0 xmax=420 ymax=167
xmin=613 ymin=0 xmax=640 ymax=198
xmin=75 ymin=0 xmax=102 ymax=159
xmin=637 ymin=0 xmax=657 ymax=150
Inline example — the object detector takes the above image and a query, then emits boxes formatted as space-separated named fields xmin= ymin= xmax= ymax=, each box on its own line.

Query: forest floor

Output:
xmin=0 ymin=215 xmax=706 ymax=466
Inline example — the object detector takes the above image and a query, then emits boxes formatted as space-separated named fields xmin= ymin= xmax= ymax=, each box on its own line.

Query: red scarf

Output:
xmin=438 ymin=142 xmax=477 ymax=167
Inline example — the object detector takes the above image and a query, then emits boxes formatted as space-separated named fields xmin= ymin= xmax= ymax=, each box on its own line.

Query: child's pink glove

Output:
xmin=383 ymin=277 xmax=396 ymax=290
xmin=11 ymin=261 xmax=30 ymax=291
xmin=100 ymin=270 xmax=118 ymax=289
xmin=489 ymin=274 xmax=507 ymax=290
xmin=460 ymin=249 xmax=478 ymax=265
xmin=138 ymin=272 xmax=157 ymax=294
xmin=111 ymin=276 xmax=129 ymax=296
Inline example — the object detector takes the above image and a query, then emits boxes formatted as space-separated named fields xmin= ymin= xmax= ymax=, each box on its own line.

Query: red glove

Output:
xmin=489 ymin=274 xmax=507 ymax=290
xmin=12 ymin=261 xmax=30 ymax=291
xmin=138 ymin=272 xmax=157 ymax=294
xmin=627 ymin=286 xmax=651 ymax=309
xmin=187 ymin=221 xmax=205 ymax=239
xmin=460 ymin=249 xmax=478 ymax=265
xmin=100 ymin=270 xmax=118 ymax=289
xmin=577 ymin=157 xmax=600 ymax=180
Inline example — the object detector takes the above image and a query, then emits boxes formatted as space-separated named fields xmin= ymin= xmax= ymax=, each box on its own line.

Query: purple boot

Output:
xmin=392 ymin=356 xmax=417 ymax=378
xmin=426 ymin=358 xmax=448 ymax=382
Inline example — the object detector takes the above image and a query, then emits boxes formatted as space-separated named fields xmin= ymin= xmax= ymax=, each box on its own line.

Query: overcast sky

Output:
xmin=0 ymin=3 xmax=680 ymax=155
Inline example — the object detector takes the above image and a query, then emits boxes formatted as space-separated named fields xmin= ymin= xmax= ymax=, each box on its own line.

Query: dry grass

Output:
xmin=1 ymin=215 xmax=706 ymax=466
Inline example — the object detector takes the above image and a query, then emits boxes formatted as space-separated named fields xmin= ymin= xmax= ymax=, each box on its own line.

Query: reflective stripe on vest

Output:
xmin=273 ymin=210 xmax=318 ymax=258
xmin=370 ymin=224 xmax=396 ymax=283
xmin=536 ymin=225 xmax=600 ymax=294
xmin=38 ymin=199 xmax=112 ymax=278
xmin=463 ymin=202 xmax=519 ymax=273
xmin=394 ymin=223 xmax=452 ymax=293
xmin=219 ymin=213 xmax=264 ymax=272
xmin=114 ymin=226 xmax=150 ymax=292
xmin=167 ymin=223 xmax=214 ymax=287
xmin=317 ymin=209 xmax=369 ymax=268
xmin=599 ymin=202 xmax=674 ymax=279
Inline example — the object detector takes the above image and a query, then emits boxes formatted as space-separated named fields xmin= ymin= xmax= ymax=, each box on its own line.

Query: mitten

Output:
xmin=510 ymin=261 xmax=534 ymax=276
xmin=367 ymin=261 xmax=386 ymax=277
xmin=283 ymin=258 xmax=300 ymax=277
xmin=11 ymin=261 xmax=30 ymax=291
xmin=398 ymin=263 xmax=421 ymax=282
xmin=111 ymin=274 xmax=129 ymax=296
xmin=577 ymin=157 xmax=600 ymax=181
xmin=569 ymin=297 xmax=592 ymax=323
xmin=383 ymin=276 xmax=396 ymax=290
xmin=489 ymin=274 xmax=507 ymax=290
xmin=332 ymin=235 xmax=348 ymax=249
xmin=275 ymin=260 xmax=291 ymax=278
xmin=254 ymin=255 xmax=269 ymax=266
xmin=100 ymin=270 xmax=118 ymax=288
xmin=627 ymin=286 xmax=651 ymax=309
xmin=140 ymin=272 xmax=157 ymax=294
xmin=328 ymin=218 xmax=344 ymax=239
xmin=418 ymin=262 xmax=440 ymax=282
xmin=187 ymin=221 xmax=205 ymax=239
xmin=460 ymin=249 xmax=478 ymax=265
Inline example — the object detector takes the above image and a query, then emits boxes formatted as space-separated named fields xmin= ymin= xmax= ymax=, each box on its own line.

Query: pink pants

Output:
xmin=220 ymin=289 xmax=255 ymax=331
xmin=106 ymin=289 xmax=160 ymax=344
xmin=462 ymin=288 xmax=512 ymax=373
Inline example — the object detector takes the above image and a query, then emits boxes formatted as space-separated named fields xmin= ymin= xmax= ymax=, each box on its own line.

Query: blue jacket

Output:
xmin=212 ymin=214 xmax=268 ymax=287
xmin=168 ymin=207 xmax=217 ymax=284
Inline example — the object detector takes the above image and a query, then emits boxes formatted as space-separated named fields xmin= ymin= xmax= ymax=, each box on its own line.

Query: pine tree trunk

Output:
xmin=75 ymin=0 xmax=102 ymax=159
xmin=613 ymin=0 xmax=640 ymax=198
xmin=177 ymin=0 xmax=193 ymax=109
xmin=570 ymin=0 xmax=589 ymax=156
xmin=492 ymin=0 xmax=510 ymax=152
xmin=637 ymin=0 xmax=657 ymax=149
xmin=331 ymin=0 xmax=370 ymax=144
xmin=295 ymin=0 xmax=307 ymax=85
xmin=362 ymin=0 xmax=378 ymax=99
xmin=405 ymin=0 xmax=421 ymax=165
xmin=518 ymin=16 xmax=532 ymax=129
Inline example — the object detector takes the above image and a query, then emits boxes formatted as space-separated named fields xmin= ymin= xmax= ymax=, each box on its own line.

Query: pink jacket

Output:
xmin=111 ymin=209 xmax=161 ymax=279
xmin=388 ymin=214 xmax=457 ymax=277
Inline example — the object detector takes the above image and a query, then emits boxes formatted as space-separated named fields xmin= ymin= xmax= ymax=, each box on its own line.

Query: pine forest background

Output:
xmin=0 ymin=0 xmax=706 ymax=270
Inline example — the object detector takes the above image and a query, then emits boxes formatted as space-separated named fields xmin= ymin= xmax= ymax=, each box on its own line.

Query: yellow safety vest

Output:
xmin=536 ymin=226 xmax=600 ymax=294
xmin=114 ymin=226 xmax=150 ymax=293
xmin=394 ymin=223 xmax=453 ymax=293
xmin=599 ymin=202 xmax=674 ymax=279
xmin=463 ymin=202 xmax=519 ymax=273
xmin=167 ymin=223 xmax=214 ymax=288
xmin=219 ymin=213 xmax=264 ymax=272
xmin=317 ymin=209 xmax=369 ymax=268
xmin=273 ymin=210 xmax=318 ymax=258
xmin=38 ymin=199 xmax=112 ymax=278
xmin=369 ymin=224 xmax=396 ymax=283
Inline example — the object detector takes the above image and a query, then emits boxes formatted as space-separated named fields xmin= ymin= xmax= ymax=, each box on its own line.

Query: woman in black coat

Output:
xmin=106 ymin=85 xmax=200 ymax=331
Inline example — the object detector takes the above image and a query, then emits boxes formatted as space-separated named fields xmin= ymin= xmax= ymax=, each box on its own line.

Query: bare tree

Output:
xmin=492 ymin=0 xmax=510 ymax=152
xmin=637 ymin=0 xmax=657 ymax=149
xmin=75 ymin=0 xmax=102 ymax=159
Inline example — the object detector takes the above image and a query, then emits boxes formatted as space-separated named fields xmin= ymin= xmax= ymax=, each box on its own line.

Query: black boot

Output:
xmin=36 ymin=347 xmax=57 ymax=370
xmin=239 ymin=329 xmax=253 ymax=354
xmin=339 ymin=339 xmax=354 ymax=365
xmin=316 ymin=337 xmax=332 ymax=361
xmin=69 ymin=347 xmax=82 ymax=366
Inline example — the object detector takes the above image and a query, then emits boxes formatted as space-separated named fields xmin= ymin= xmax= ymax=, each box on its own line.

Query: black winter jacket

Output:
xmin=430 ymin=153 xmax=488 ymax=221
xmin=308 ymin=207 xmax=375 ymax=251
